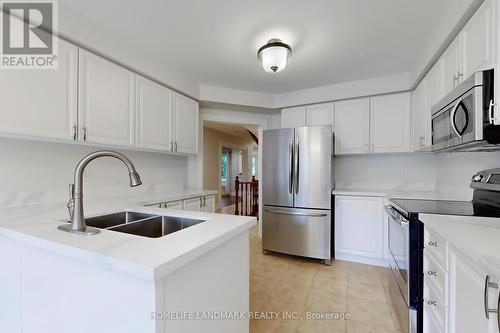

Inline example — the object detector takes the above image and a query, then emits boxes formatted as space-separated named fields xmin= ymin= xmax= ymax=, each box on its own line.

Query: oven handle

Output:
xmin=385 ymin=206 xmax=409 ymax=227
xmin=450 ymin=99 xmax=463 ymax=139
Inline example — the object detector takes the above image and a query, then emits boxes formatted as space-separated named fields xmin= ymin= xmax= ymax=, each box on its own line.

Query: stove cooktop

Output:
xmin=390 ymin=198 xmax=500 ymax=219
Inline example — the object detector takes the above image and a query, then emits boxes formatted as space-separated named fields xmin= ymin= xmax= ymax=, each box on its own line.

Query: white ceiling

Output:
xmin=60 ymin=0 xmax=451 ymax=94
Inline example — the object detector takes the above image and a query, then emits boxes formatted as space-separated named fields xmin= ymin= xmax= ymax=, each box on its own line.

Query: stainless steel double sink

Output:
xmin=72 ymin=211 xmax=206 ymax=238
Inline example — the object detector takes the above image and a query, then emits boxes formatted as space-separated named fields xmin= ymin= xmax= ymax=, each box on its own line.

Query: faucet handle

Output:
xmin=68 ymin=183 xmax=75 ymax=199
xmin=67 ymin=183 xmax=75 ymax=220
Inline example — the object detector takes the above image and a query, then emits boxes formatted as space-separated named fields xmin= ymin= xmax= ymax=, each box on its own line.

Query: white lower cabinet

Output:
xmin=424 ymin=225 xmax=500 ymax=333
xmin=165 ymin=200 xmax=183 ymax=210
xmin=202 ymin=195 xmax=216 ymax=213
xmin=334 ymin=195 xmax=384 ymax=261
xmin=183 ymin=197 xmax=202 ymax=212
xmin=448 ymin=247 xmax=499 ymax=333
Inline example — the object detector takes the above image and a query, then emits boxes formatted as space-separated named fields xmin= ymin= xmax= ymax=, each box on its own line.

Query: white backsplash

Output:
xmin=0 ymin=138 xmax=188 ymax=208
xmin=334 ymin=153 xmax=437 ymax=191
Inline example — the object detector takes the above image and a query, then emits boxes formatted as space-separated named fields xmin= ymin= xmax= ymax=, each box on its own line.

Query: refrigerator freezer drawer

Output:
xmin=262 ymin=206 xmax=331 ymax=260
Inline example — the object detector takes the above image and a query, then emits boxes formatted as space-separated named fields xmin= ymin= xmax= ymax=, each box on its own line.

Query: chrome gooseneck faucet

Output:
xmin=58 ymin=150 xmax=142 ymax=235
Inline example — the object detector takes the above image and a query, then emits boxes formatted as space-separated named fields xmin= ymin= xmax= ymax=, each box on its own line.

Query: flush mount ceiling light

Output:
xmin=257 ymin=38 xmax=292 ymax=73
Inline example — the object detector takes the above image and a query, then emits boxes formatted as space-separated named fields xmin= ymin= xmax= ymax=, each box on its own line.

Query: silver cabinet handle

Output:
xmin=289 ymin=139 xmax=293 ymax=194
xmin=199 ymin=197 xmax=203 ymax=208
xmin=427 ymin=241 xmax=438 ymax=247
xmin=453 ymin=75 xmax=458 ymax=87
xmin=457 ymin=71 xmax=463 ymax=81
xmin=170 ymin=141 xmax=173 ymax=151
xmin=488 ymin=100 xmax=496 ymax=125
xmin=484 ymin=275 xmax=498 ymax=319
xmin=371 ymin=142 xmax=374 ymax=152
xmin=365 ymin=143 xmax=369 ymax=152
xmin=72 ymin=125 xmax=77 ymax=140
xmin=264 ymin=208 xmax=327 ymax=218
xmin=203 ymin=197 xmax=206 ymax=207
xmin=82 ymin=127 xmax=87 ymax=141
xmin=427 ymin=271 xmax=437 ymax=277
xmin=174 ymin=141 xmax=178 ymax=152
xmin=427 ymin=300 xmax=437 ymax=306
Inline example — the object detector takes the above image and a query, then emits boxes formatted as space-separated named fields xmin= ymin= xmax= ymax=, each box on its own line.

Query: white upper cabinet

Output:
xmin=462 ymin=0 xmax=494 ymax=78
xmin=281 ymin=106 xmax=306 ymax=128
xmin=306 ymin=103 xmax=334 ymax=128
xmin=78 ymin=50 xmax=135 ymax=147
xmin=370 ymin=93 xmax=411 ymax=153
xmin=173 ymin=92 xmax=199 ymax=154
xmin=335 ymin=195 xmax=384 ymax=259
xmin=334 ymin=98 xmax=370 ymax=154
xmin=135 ymin=77 xmax=173 ymax=151
xmin=0 ymin=38 xmax=78 ymax=142
xmin=412 ymin=79 xmax=430 ymax=151
xmin=442 ymin=36 xmax=463 ymax=96
xmin=426 ymin=61 xmax=444 ymax=110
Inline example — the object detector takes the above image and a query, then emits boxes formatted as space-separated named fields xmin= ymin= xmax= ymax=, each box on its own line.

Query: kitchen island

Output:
xmin=0 ymin=192 xmax=256 ymax=333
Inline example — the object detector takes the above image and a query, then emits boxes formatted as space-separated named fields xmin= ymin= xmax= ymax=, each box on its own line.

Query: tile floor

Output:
xmin=249 ymin=227 xmax=403 ymax=333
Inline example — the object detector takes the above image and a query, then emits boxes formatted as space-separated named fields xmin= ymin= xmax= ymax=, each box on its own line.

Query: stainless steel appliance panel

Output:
xmin=262 ymin=128 xmax=295 ymax=207
xmin=262 ymin=206 xmax=331 ymax=260
xmin=294 ymin=126 xmax=332 ymax=210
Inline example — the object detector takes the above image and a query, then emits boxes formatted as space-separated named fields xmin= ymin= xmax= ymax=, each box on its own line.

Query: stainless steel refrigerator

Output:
xmin=262 ymin=126 xmax=333 ymax=264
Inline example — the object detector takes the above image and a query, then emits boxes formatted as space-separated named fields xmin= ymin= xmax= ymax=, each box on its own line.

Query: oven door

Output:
xmin=386 ymin=206 xmax=409 ymax=304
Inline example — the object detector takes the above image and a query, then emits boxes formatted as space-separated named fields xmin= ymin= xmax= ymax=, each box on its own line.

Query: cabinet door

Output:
xmin=173 ymin=92 xmax=199 ymax=154
xmin=203 ymin=195 xmax=216 ymax=213
xmin=426 ymin=61 xmax=444 ymax=111
xmin=281 ymin=106 xmax=306 ymax=128
xmin=370 ymin=93 xmax=411 ymax=153
xmin=333 ymin=98 xmax=370 ymax=155
xmin=412 ymin=79 xmax=430 ymax=151
xmin=442 ymin=37 xmax=462 ymax=95
xmin=335 ymin=196 xmax=384 ymax=259
xmin=183 ymin=197 xmax=202 ymax=211
xmin=449 ymin=248 xmax=498 ymax=333
xmin=136 ymin=77 xmax=173 ymax=151
xmin=0 ymin=38 xmax=78 ymax=141
xmin=462 ymin=0 xmax=494 ymax=78
xmin=306 ymin=103 xmax=334 ymax=129
xmin=78 ymin=50 xmax=135 ymax=147
xmin=165 ymin=200 xmax=183 ymax=210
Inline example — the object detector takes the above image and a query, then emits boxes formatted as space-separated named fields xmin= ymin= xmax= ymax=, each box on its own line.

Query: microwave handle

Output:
xmin=450 ymin=100 xmax=463 ymax=139
xmin=489 ymin=100 xmax=497 ymax=125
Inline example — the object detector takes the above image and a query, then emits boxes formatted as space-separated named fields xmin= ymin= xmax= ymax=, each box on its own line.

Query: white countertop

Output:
xmin=0 ymin=190 xmax=256 ymax=281
xmin=420 ymin=214 xmax=500 ymax=278
xmin=331 ymin=188 xmax=470 ymax=201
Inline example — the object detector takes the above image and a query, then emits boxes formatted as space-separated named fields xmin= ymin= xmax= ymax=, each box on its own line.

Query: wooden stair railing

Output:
xmin=235 ymin=176 xmax=259 ymax=217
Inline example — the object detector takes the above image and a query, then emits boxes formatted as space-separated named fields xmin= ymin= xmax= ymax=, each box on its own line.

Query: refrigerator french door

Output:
xmin=262 ymin=126 xmax=332 ymax=262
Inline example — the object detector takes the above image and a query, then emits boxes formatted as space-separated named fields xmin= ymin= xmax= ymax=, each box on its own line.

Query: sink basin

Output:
xmin=108 ymin=216 xmax=206 ymax=238
xmin=82 ymin=211 xmax=158 ymax=229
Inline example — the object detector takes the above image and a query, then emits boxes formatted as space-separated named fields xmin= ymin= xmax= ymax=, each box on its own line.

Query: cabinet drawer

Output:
xmin=424 ymin=281 xmax=447 ymax=331
xmin=165 ymin=200 xmax=183 ymax=210
xmin=424 ymin=252 xmax=447 ymax=303
xmin=424 ymin=227 xmax=447 ymax=269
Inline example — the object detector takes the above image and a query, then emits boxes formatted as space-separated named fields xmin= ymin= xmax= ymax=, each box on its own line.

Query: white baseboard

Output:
xmin=334 ymin=253 xmax=389 ymax=267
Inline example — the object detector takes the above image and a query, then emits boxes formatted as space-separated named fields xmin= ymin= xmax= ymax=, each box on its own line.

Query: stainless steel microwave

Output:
xmin=431 ymin=69 xmax=500 ymax=152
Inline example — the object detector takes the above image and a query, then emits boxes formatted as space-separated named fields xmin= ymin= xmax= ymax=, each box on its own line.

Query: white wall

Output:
xmin=0 ymin=138 xmax=188 ymax=208
xmin=334 ymin=153 xmax=437 ymax=191
xmin=435 ymin=151 xmax=500 ymax=199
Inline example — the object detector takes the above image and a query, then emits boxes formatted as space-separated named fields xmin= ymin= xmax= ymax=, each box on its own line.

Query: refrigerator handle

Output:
xmin=294 ymin=136 xmax=299 ymax=194
xmin=288 ymin=139 xmax=293 ymax=194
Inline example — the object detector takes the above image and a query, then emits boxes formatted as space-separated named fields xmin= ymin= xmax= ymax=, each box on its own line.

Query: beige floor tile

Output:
xmin=297 ymin=318 xmax=347 ymax=333
xmin=254 ymin=258 xmax=290 ymax=280
xmin=282 ymin=264 xmax=318 ymax=286
xmin=312 ymin=270 xmax=348 ymax=295
xmin=347 ymin=296 xmax=396 ymax=328
xmin=347 ymin=320 xmax=400 ymax=333
xmin=348 ymin=280 xmax=387 ymax=302
xmin=305 ymin=287 xmax=347 ymax=312
xmin=250 ymin=273 xmax=280 ymax=296
xmin=269 ymin=280 xmax=311 ymax=305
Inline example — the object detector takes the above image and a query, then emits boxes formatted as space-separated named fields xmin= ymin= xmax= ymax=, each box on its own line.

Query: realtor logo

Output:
xmin=1 ymin=0 xmax=58 ymax=69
